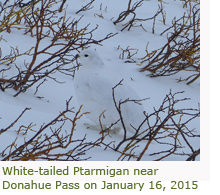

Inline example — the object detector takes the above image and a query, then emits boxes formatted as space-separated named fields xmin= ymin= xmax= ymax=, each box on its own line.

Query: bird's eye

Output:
xmin=84 ymin=54 xmax=89 ymax=57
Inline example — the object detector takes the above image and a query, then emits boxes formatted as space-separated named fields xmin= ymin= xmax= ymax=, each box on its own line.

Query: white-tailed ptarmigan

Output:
xmin=74 ymin=49 xmax=147 ymax=135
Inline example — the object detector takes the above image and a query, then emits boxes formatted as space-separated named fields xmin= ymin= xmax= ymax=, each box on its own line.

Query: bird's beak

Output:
xmin=75 ymin=54 xmax=79 ymax=59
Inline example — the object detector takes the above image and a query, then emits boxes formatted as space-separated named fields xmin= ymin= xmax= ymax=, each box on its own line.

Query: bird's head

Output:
xmin=75 ymin=49 xmax=104 ymax=68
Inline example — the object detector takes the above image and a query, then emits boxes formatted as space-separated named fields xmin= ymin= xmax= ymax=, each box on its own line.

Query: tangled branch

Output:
xmin=140 ymin=3 xmax=200 ymax=85
xmin=0 ymin=97 xmax=108 ymax=161
xmin=100 ymin=81 xmax=200 ymax=161
xmin=113 ymin=0 xmax=166 ymax=32
xmin=0 ymin=0 xmax=117 ymax=96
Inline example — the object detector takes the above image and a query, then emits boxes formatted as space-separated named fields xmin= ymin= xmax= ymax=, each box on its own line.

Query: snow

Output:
xmin=0 ymin=0 xmax=200 ymax=161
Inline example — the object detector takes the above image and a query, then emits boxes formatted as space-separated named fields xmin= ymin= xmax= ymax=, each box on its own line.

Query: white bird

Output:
xmin=74 ymin=49 xmax=147 ymax=135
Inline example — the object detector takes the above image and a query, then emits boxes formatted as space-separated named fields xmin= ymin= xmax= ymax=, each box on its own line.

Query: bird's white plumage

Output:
xmin=74 ymin=49 xmax=146 ymax=134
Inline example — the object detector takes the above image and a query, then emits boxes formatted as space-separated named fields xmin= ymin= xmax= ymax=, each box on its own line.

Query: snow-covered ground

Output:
xmin=0 ymin=0 xmax=200 ymax=161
